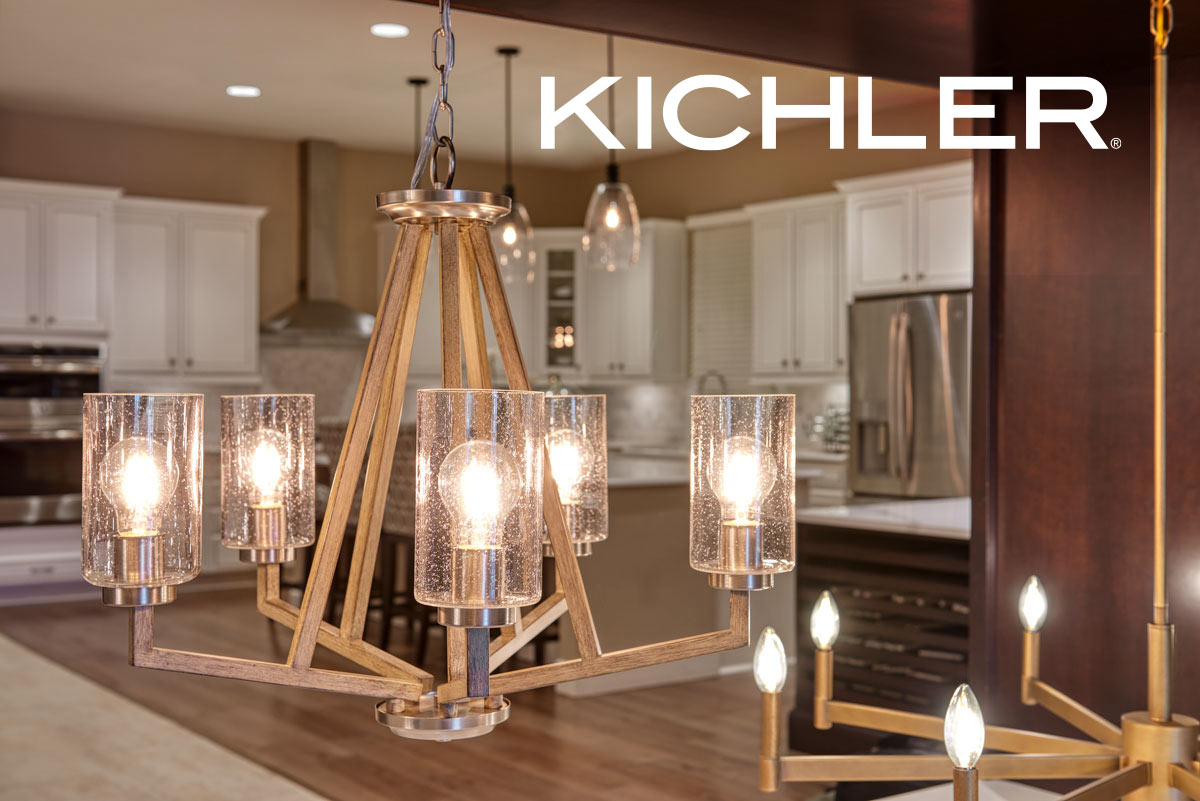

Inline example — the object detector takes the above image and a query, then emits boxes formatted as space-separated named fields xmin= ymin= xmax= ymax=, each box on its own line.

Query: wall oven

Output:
xmin=0 ymin=344 xmax=103 ymax=525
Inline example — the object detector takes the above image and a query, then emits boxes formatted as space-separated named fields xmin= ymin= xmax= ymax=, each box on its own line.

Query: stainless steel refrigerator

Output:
xmin=849 ymin=292 xmax=970 ymax=498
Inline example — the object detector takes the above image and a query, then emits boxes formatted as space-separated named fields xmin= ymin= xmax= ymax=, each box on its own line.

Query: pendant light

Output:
xmin=582 ymin=35 xmax=640 ymax=272
xmin=494 ymin=46 xmax=536 ymax=285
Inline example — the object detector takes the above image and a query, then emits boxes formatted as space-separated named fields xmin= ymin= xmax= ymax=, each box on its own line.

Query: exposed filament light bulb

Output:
xmin=547 ymin=429 xmax=588 ymax=505
xmin=810 ymin=590 xmax=840 ymax=649
xmin=100 ymin=436 xmax=177 ymax=534
xmin=438 ymin=440 xmax=519 ymax=549
xmin=944 ymin=683 xmax=985 ymax=769
xmin=1018 ymin=575 xmax=1048 ymax=633
xmin=501 ymin=223 xmax=518 ymax=246
xmin=715 ymin=436 xmax=776 ymax=524
xmin=604 ymin=202 xmax=621 ymax=229
xmin=753 ymin=626 xmax=788 ymax=693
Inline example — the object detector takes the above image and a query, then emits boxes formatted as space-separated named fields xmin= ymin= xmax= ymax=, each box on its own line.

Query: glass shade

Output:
xmin=415 ymin=389 xmax=544 ymax=612
xmin=545 ymin=394 xmax=607 ymax=550
xmin=690 ymin=394 xmax=795 ymax=577
xmin=82 ymin=394 xmax=203 ymax=594
xmin=220 ymin=394 xmax=315 ymax=563
xmin=582 ymin=181 xmax=640 ymax=272
xmin=493 ymin=200 xmax=536 ymax=285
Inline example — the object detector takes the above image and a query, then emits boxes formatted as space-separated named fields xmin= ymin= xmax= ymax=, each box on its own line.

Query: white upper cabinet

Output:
xmin=747 ymin=194 xmax=845 ymax=381
xmin=0 ymin=179 xmax=119 ymax=335
xmin=580 ymin=219 xmax=687 ymax=381
xmin=112 ymin=197 xmax=264 ymax=378
xmin=838 ymin=162 xmax=972 ymax=297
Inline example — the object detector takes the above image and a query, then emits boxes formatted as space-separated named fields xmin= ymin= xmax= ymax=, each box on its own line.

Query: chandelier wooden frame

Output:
xmin=126 ymin=192 xmax=751 ymax=712
xmin=758 ymin=3 xmax=1200 ymax=800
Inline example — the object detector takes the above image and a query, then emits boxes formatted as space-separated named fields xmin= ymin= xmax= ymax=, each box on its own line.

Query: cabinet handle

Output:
xmin=916 ymin=272 xmax=926 ymax=280
xmin=46 ymin=315 xmax=56 ymax=324
xmin=793 ymin=358 xmax=800 ymax=367
xmin=619 ymin=362 xmax=625 ymax=371
xmin=168 ymin=357 xmax=176 ymax=367
xmin=837 ymin=357 xmax=845 ymax=366
xmin=28 ymin=314 xmax=38 ymax=323
xmin=186 ymin=357 xmax=194 ymax=368
xmin=900 ymin=274 xmax=910 ymax=281
xmin=608 ymin=362 xmax=614 ymax=371
xmin=780 ymin=358 xmax=787 ymax=368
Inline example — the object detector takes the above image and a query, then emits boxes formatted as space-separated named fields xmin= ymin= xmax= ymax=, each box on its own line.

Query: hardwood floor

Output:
xmin=0 ymin=585 xmax=823 ymax=801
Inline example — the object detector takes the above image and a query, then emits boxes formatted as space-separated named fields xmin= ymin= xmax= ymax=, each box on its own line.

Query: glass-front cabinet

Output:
xmin=532 ymin=228 xmax=585 ymax=381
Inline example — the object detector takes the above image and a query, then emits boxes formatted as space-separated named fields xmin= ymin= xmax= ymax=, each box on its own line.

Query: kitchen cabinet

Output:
xmin=838 ymin=161 xmax=972 ymax=297
xmin=531 ymin=228 xmax=585 ymax=380
xmin=580 ymin=219 xmax=687 ymax=381
xmin=374 ymin=222 xmax=537 ymax=381
xmin=747 ymin=194 xmax=846 ymax=381
xmin=111 ymin=197 xmax=265 ymax=378
xmin=0 ymin=178 xmax=120 ymax=335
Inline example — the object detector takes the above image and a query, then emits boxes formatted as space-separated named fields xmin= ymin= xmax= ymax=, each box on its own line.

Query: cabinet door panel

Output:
xmin=916 ymin=178 xmax=973 ymax=290
xmin=794 ymin=212 xmax=838 ymax=374
xmin=183 ymin=218 xmax=257 ymax=373
xmin=616 ymin=257 xmax=653 ymax=376
xmin=43 ymin=201 xmax=108 ymax=331
xmin=582 ymin=266 xmax=620 ymax=377
xmin=847 ymin=188 xmax=913 ymax=297
xmin=751 ymin=212 xmax=795 ymax=374
xmin=0 ymin=196 xmax=40 ymax=328
xmin=111 ymin=211 xmax=178 ymax=372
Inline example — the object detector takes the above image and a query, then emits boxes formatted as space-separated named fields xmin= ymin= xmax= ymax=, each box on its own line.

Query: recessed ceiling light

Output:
xmin=370 ymin=22 xmax=410 ymax=39
xmin=225 ymin=85 xmax=261 ymax=98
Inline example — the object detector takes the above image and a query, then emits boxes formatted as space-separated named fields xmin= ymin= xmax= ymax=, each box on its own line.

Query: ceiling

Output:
xmin=0 ymin=0 xmax=934 ymax=168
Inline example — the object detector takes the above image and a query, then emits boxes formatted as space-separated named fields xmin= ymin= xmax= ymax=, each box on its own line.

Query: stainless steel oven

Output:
xmin=0 ymin=344 xmax=103 ymax=525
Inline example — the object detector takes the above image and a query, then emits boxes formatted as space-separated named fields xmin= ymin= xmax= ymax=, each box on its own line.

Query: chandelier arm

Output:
xmin=1052 ymin=763 xmax=1153 ymax=801
xmin=489 ymin=593 xmax=568 ymax=670
xmin=458 ymin=225 xmax=493 ymax=389
xmin=776 ymin=754 xmax=1121 ymax=783
xmin=340 ymin=226 xmax=433 ymax=638
xmin=1025 ymin=679 xmax=1124 ymax=746
xmin=437 ymin=589 xmax=749 ymax=701
xmin=129 ymin=607 xmax=425 ymax=699
xmin=439 ymin=220 xmax=464 ymax=389
xmin=825 ymin=701 xmax=1119 ymax=755
xmin=469 ymin=224 xmax=603 ymax=660
xmin=285 ymin=223 xmax=426 ymax=669
xmin=1170 ymin=764 xmax=1200 ymax=801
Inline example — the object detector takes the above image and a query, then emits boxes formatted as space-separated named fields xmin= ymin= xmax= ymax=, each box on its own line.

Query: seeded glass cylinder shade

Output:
xmin=493 ymin=201 xmax=536 ymax=285
xmin=415 ymin=389 xmax=545 ymax=618
xmin=220 ymin=394 xmax=315 ymax=564
xmin=545 ymin=395 xmax=608 ymax=554
xmin=690 ymin=394 xmax=795 ymax=590
xmin=582 ymin=182 xmax=640 ymax=272
xmin=82 ymin=393 xmax=203 ymax=606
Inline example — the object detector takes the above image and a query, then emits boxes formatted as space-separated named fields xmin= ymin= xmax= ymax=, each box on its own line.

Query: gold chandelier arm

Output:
xmin=1053 ymin=762 xmax=1152 ymax=801
xmin=436 ymin=589 xmax=749 ymax=701
xmin=1024 ymin=679 xmax=1124 ymax=746
xmin=1170 ymin=764 xmax=1200 ymax=801
xmin=826 ymin=701 xmax=1119 ymax=755
xmin=777 ymin=753 xmax=1120 ymax=783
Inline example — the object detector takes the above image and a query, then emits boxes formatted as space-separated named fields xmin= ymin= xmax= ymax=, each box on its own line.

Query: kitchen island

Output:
xmin=790 ymin=497 xmax=970 ymax=754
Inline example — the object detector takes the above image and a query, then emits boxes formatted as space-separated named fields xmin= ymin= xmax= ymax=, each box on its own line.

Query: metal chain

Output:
xmin=410 ymin=0 xmax=456 ymax=189
xmin=1150 ymin=0 xmax=1173 ymax=50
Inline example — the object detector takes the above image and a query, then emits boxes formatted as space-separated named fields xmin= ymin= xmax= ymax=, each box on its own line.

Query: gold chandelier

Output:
xmin=752 ymin=3 xmax=1200 ymax=801
xmin=78 ymin=0 xmax=797 ymax=742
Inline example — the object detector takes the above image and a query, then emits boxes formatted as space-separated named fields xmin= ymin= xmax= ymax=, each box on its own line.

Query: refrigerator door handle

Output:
xmin=898 ymin=311 xmax=915 ymax=483
xmin=886 ymin=311 xmax=901 ymax=480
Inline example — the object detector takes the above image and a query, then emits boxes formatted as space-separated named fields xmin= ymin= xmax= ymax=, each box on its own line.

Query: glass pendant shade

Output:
xmin=690 ymin=394 xmax=795 ymax=578
xmin=493 ymin=200 xmax=536 ymax=285
xmin=415 ymin=389 xmax=545 ymax=612
xmin=220 ymin=394 xmax=316 ymax=563
xmin=582 ymin=181 xmax=640 ymax=272
xmin=82 ymin=394 xmax=203 ymax=601
xmin=544 ymin=395 xmax=608 ymax=550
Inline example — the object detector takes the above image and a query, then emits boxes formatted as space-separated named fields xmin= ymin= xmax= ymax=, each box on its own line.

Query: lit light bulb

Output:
xmin=604 ymin=202 xmax=621 ymax=229
xmin=714 ymin=436 xmax=776 ymax=524
xmin=100 ymin=437 xmax=178 ymax=534
xmin=810 ymin=590 xmax=840 ymax=649
xmin=240 ymin=429 xmax=289 ymax=505
xmin=437 ymin=440 xmax=520 ymax=549
xmin=547 ymin=429 xmax=590 ymax=505
xmin=753 ymin=626 xmax=788 ymax=693
xmin=1018 ymin=575 xmax=1048 ymax=633
xmin=944 ymin=684 xmax=985 ymax=769
xmin=501 ymin=224 xmax=518 ymax=246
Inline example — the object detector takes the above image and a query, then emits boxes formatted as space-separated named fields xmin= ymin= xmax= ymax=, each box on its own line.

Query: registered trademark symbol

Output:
xmin=1111 ymin=137 xmax=1122 ymax=149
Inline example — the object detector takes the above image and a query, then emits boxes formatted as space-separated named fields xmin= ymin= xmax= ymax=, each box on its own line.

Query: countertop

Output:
xmin=795 ymin=496 xmax=970 ymax=540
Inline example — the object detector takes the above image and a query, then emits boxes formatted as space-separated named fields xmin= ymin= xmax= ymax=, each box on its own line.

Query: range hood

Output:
xmin=261 ymin=139 xmax=375 ymax=343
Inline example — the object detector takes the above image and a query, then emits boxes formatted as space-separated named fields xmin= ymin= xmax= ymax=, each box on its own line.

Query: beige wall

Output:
xmin=0 ymin=100 xmax=961 ymax=318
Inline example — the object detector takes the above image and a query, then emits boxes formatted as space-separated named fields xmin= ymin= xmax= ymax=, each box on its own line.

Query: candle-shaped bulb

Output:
xmin=810 ymin=590 xmax=840 ymax=649
xmin=944 ymin=684 xmax=985 ymax=769
xmin=438 ymin=440 xmax=520 ymax=549
xmin=713 ymin=436 xmax=777 ymax=524
xmin=1018 ymin=575 xmax=1047 ymax=633
xmin=99 ymin=437 xmax=178 ymax=533
xmin=753 ymin=626 xmax=788 ymax=693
